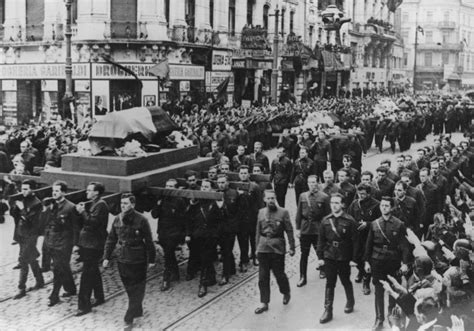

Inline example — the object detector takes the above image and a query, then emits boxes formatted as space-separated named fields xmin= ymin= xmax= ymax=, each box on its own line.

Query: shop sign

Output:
xmin=241 ymin=26 xmax=269 ymax=50
xmin=281 ymin=60 xmax=294 ymax=71
xmin=212 ymin=50 xmax=232 ymax=71
xmin=233 ymin=49 xmax=272 ymax=58
xmin=0 ymin=63 xmax=89 ymax=79
xmin=75 ymin=80 xmax=91 ymax=92
xmin=232 ymin=60 xmax=246 ymax=68
xmin=180 ymin=81 xmax=190 ymax=92
xmin=206 ymin=71 xmax=234 ymax=92
xmin=92 ymin=64 xmax=205 ymax=80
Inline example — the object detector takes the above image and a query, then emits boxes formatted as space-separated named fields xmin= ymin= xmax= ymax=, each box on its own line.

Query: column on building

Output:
xmin=43 ymin=0 xmax=61 ymax=42
xmin=195 ymin=0 xmax=211 ymax=30
xmin=214 ymin=0 xmax=229 ymax=45
xmin=4 ymin=0 xmax=25 ymax=41
xmin=76 ymin=0 xmax=110 ymax=40
xmin=353 ymin=0 xmax=365 ymax=25
xmin=170 ymin=0 xmax=187 ymax=27
xmin=253 ymin=0 xmax=264 ymax=27
xmin=235 ymin=0 xmax=247 ymax=33
xmin=138 ymin=0 xmax=168 ymax=40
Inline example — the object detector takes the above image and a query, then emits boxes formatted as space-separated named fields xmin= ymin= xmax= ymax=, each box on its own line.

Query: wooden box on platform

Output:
xmin=40 ymin=146 xmax=214 ymax=192
xmin=61 ymin=146 xmax=199 ymax=176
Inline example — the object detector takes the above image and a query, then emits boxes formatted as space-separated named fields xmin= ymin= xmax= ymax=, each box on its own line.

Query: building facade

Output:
xmin=342 ymin=0 xmax=405 ymax=94
xmin=0 ymin=0 xmax=306 ymax=126
xmin=399 ymin=0 xmax=474 ymax=91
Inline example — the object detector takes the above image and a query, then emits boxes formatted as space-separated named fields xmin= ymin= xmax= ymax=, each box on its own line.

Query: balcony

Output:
xmin=438 ymin=21 xmax=456 ymax=29
xmin=418 ymin=42 xmax=463 ymax=51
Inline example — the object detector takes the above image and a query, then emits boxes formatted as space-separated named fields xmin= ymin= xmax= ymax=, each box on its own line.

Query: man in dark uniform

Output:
xmin=430 ymin=158 xmax=448 ymax=198
xmin=291 ymin=146 xmax=315 ymax=204
xmin=310 ymin=130 xmax=332 ymax=182
xmin=400 ymin=171 xmax=426 ymax=217
xmin=186 ymin=179 xmax=223 ymax=297
xmin=44 ymin=180 xmax=78 ymax=307
xmin=75 ymin=182 xmax=109 ymax=315
xmin=238 ymin=165 xmax=263 ymax=268
xmin=393 ymin=181 xmax=420 ymax=232
xmin=347 ymin=183 xmax=381 ymax=295
xmin=361 ymin=171 xmax=382 ymax=200
xmin=337 ymin=169 xmax=357 ymax=208
xmin=321 ymin=170 xmax=343 ymax=197
xmin=151 ymin=179 xmax=186 ymax=291
xmin=249 ymin=141 xmax=270 ymax=174
xmin=206 ymin=141 xmax=223 ymax=165
xmin=338 ymin=154 xmax=361 ymax=185
xmin=416 ymin=168 xmax=440 ymax=235
xmin=380 ymin=159 xmax=400 ymax=183
xmin=295 ymin=175 xmax=330 ymax=286
xmin=254 ymin=190 xmax=295 ymax=314
xmin=231 ymin=145 xmax=251 ymax=171
xmin=374 ymin=166 xmax=395 ymax=197
xmin=374 ymin=116 xmax=387 ymax=153
xmin=364 ymin=196 xmax=411 ymax=331
xmin=216 ymin=175 xmax=245 ymax=285
xmin=103 ymin=193 xmax=156 ymax=329
xmin=11 ymin=179 xmax=44 ymax=299
xmin=270 ymin=147 xmax=292 ymax=207
xmin=317 ymin=193 xmax=358 ymax=324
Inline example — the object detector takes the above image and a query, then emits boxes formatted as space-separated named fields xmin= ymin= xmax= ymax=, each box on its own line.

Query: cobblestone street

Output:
xmin=0 ymin=133 xmax=464 ymax=330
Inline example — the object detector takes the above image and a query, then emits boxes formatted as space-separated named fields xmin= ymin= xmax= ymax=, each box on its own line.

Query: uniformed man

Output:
xmin=364 ymin=196 xmax=411 ymax=331
xmin=416 ymin=168 xmax=440 ymax=234
xmin=151 ymin=179 xmax=186 ymax=291
xmin=393 ymin=181 xmax=420 ymax=232
xmin=11 ymin=179 xmax=44 ymax=300
xmin=430 ymin=158 xmax=448 ymax=198
xmin=338 ymin=154 xmax=361 ymax=185
xmin=44 ymin=180 xmax=78 ymax=307
xmin=75 ymin=182 xmax=109 ymax=315
xmin=317 ymin=193 xmax=358 ymax=324
xmin=237 ymin=165 xmax=263 ymax=269
xmin=185 ymin=179 xmax=223 ymax=297
xmin=337 ymin=169 xmax=357 ymax=208
xmin=320 ymin=170 xmax=343 ymax=197
xmin=310 ymin=130 xmax=332 ymax=182
xmin=216 ymin=175 xmax=245 ymax=285
xmin=270 ymin=147 xmax=293 ymax=207
xmin=379 ymin=160 xmax=400 ymax=183
xmin=291 ymin=146 xmax=315 ymax=204
xmin=206 ymin=141 xmax=223 ymax=165
xmin=374 ymin=166 xmax=395 ymax=198
xmin=249 ymin=141 xmax=270 ymax=174
xmin=103 ymin=193 xmax=156 ymax=329
xmin=347 ymin=183 xmax=381 ymax=295
xmin=231 ymin=145 xmax=251 ymax=171
xmin=295 ymin=175 xmax=330 ymax=286
xmin=252 ymin=163 xmax=273 ymax=192
xmin=361 ymin=171 xmax=382 ymax=200
xmin=254 ymin=190 xmax=295 ymax=314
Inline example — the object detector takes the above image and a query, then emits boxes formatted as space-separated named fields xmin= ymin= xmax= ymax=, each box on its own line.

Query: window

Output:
xmin=185 ymin=0 xmax=195 ymax=27
xmin=404 ymin=52 xmax=408 ymax=66
xmin=402 ymin=11 xmax=408 ymax=22
xmin=442 ymin=52 xmax=449 ymax=64
xmin=165 ymin=0 xmax=170 ymax=27
xmin=444 ymin=11 xmax=450 ymax=22
xmin=402 ymin=28 xmax=409 ymax=41
xmin=309 ymin=25 xmax=314 ymax=46
xmin=229 ymin=0 xmax=235 ymax=36
xmin=426 ymin=11 xmax=433 ymax=22
xmin=290 ymin=11 xmax=294 ymax=34
xmin=467 ymin=53 xmax=471 ymax=69
xmin=26 ymin=0 xmax=45 ymax=41
xmin=281 ymin=8 xmax=285 ymax=35
xmin=318 ymin=27 xmax=323 ymax=42
xmin=210 ymin=0 xmax=214 ymax=28
xmin=263 ymin=4 xmax=269 ymax=30
xmin=425 ymin=31 xmax=433 ymax=43
xmin=443 ymin=32 xmax=450 ymax=43
xmin=247 ymin=0 xmax=253 ymax=26
xmin=424 ymin=52 xmax=433 ymax=66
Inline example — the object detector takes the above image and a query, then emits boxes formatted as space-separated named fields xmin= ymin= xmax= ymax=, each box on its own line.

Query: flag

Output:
xmin=387 ymin=0 xmax=403 ymax=12
xmin=417 ymin=26 xmax=424 ymax=35
xmin=215 ymin=76 xmax=230 ymax=103
xmin=101 ymin=55 xmax=143 ymax=90
xmin=148 ymin=59 xmax=170 ymax=83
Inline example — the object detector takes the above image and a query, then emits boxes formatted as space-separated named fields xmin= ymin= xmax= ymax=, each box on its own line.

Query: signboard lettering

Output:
xmin=241 ymin=26 xmax=269 ymax=50
xmin=212 ymin=51 xmax=232 ymax=71
xmin=0 ymin=64 xmax=89 ymax=79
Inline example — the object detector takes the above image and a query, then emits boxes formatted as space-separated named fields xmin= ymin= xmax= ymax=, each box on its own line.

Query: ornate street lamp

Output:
xmin=321 ymin=0 xmax=351 ymax=45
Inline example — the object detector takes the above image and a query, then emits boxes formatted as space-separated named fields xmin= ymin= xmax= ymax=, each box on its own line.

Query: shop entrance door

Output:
xmin=110 ymin=80 xmax=141 ymax=111
xmin=17 ymin=80 xmax=41 ymax=125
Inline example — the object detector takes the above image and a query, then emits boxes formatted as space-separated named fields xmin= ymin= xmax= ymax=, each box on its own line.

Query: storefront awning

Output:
xmin=447 ymin=73 xmax=462 ymax=81
xmin=321 ymin=50 xmax=345 ymax=72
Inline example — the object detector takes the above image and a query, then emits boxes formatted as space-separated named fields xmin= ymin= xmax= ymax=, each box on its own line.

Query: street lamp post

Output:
xmin=64 ymin=0 xmax=74 ymax=122
xmin=270 ymin=7 xmax=280 ymax=104
xmin=413 ymin=12 xmax=419 ymax=95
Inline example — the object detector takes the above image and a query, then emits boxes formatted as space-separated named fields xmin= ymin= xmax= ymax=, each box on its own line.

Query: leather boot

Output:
xmin=372 ymin=285 xmax=384 ymax=331
xmin=344 ymin=283 xmax=355 ymax=313
xmin=160 ymin=280 xmax=170 ymax=291
xmin=362 ymin=276 xmax=371 ymax=295
xmin=355 ymin=270 xmax=363 ymax=283
xmin=296 ymin=276 xmax=307 ymax=287
xmin=198 ymin=285 xmax=207 ymax=298
xmin=319 ymin=287 xmax=334 ymax=324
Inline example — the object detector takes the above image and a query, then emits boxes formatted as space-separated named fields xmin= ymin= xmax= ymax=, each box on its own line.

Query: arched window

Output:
xmin=210 ymin=0 xmax=214 ymax=28
xmin=263 ymin=4 xmax=269 ymax=30
xmin=164 ymin=0 xmax=170 ymax=27
xmin=185 ymin=0 xmax=195 ymax=27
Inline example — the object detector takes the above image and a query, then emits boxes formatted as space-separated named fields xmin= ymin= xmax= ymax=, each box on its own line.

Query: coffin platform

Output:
xmin=40 ymin=146 xmax=214 ymax=192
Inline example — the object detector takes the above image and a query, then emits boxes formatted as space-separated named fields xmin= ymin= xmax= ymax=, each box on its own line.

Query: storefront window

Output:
xmin=2 ymin=91 xmax=16 ymax=126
